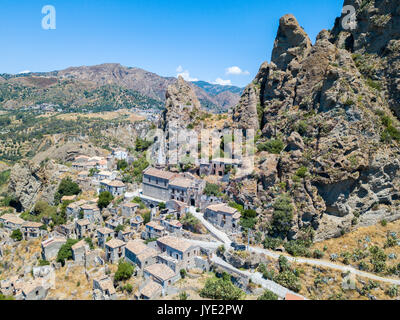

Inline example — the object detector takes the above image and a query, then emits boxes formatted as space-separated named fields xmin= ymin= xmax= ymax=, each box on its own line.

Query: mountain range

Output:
xmin=0 ymin=63 xmax=244 ymax=113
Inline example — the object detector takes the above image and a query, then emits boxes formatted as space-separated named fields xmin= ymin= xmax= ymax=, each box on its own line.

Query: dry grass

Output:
xmin=312 ymin=219 xmax=400 ymax=276
xmin=48 ymin=266 xmax=92 ymax=300
xmin=56 ymin=109 xmax=145 ymax=123
xmin=296 ymin=263 xmax=397 ymax=300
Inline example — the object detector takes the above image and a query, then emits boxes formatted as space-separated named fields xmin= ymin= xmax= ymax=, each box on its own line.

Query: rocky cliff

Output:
xmin=162 ymin=76 xmax=202 ymax=131
xmin=232 ymin=1 xmax=400 ymax=241
xmin=8 ymin=160 xmax=67 ymax=212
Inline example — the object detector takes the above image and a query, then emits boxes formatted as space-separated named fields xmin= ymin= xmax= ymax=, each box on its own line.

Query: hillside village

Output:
xmin=1 ymin=0 xmax=400 ymax=302
xmin=0 ymin=148 xmax=273 ymax=301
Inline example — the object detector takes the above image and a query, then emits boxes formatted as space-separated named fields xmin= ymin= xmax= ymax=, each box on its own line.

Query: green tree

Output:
xmin=199 ymin=277 xmax=245 ymax=300
xmin=270 ymin=195 xmax=294 ymax=238
xmin=115 ymin=261 xmax=135 ymax=282
xmin=117 ymin=160 xmax=128 ymax=171
xmin=54 ymin=177 xmax=81 ymax=204
xmin=180 ymin=269 xmax=187 ymax=279
xmin=11 ymin=229 xmax=23 ymax=241
xmin=204 ymin=182 xmax=221 ymax=197
xmin=56 ymin=239 xmax=79 ymax=266
xmin=98 ymin=191 xmax=114 ymax=210
xmin=258 ymin=289 xmax=278 ymax=300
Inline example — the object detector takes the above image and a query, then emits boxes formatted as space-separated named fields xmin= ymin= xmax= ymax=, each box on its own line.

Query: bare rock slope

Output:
xmin=232 ymin=1 xmax=400 ymax=241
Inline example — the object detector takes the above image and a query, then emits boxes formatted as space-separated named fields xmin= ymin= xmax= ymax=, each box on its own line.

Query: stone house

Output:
xmin=200 ymin=157 xmax=242 ymax=177
xmin=66 ymin=200 xmax=87 ymax=218
xmin=80 ymin=203 xmax=101 ymax=223
xmin=166 ymin=200 xmax=188 ymax=219
xmin=121 ymin=202 xmax=139 ymax=219
xmin=100 ymin=179 xmax=126 ymax=197
xmin=41 ymin=237 xmax=67 ymax=261
xmin=97 ymin=227 xmax=114 ymax=248
xmin=204 ymin=203 xmax=241 ymax=232
xmin=142 ymin=167 xmax=177 ymax=201
xmin=142 ymin=221 xmax=166 ymax=240
xmin=0 ymin=276 xmax=18 ymax=296
xmin=105 ymin=216 xmax=124 ymax=231
xmin=94 ymin=170 xmax=116 ymax=182
xmin=130 ymin=215 xmax=144 ymax=231
xmin=112 ymin=149 xmax=128 ymax=161
xmin=168 ymin=175 xmax=205 ymax=207
xmin=93 ymin=276 xmax=116 ymax=300
xmin=71 ymin=239 xmax=89 ymax=263
xmin=21 ymin=221 xmax=43 ymax=240
xmin=105 ymin=239 xmax=126 ymax=263
xmin=143 ymin=263 xmax=180 ymax=290
xmin=0 ymin=214 xmax=25 ymax=231
xmin=118 ymin=229 xmax=134 ymax=242
xmin=75 ymin=219 xmax=92 ymax=239
xmin=19 ymin=280 xmax=49 ymax=300
xmin=156 ymin=236 xmax=200 ymax=270
xmin=125 ymin=240 xmax=158 ymax=270
xmin=160 ymin=219 xmax=183 ymax=234
xmin=55 ymin=223 xmax=76 ymax=239
xmin=137 ymin=280 xmax=162 ymax=300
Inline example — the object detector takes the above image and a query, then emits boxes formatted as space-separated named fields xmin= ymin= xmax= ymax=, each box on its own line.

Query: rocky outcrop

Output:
xmin=232 ymin=1 xmax=400 ymax=241
xmin=8 ymin=160 xmax=67 ymax=211
xmin=162 ymin=76 xmax=202 ymax=131
xmin=271 ymin=14 xmax=312 ymax=71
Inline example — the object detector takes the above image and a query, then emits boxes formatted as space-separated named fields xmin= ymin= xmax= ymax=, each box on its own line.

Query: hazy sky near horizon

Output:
xmin=1 ymin=0 xmax=343 ymax=87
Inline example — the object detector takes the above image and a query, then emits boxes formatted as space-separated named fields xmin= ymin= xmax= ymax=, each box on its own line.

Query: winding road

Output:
xmin=188 ymin=206 xmax=400 ymax=291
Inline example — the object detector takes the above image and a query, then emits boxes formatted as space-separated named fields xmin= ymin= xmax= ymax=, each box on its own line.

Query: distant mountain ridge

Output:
xmin=0 ymin=63 xmax=243 ymax=112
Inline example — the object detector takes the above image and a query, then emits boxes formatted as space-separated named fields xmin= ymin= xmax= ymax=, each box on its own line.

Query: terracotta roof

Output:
xmin=144 ymin=263 xmax=176 ymax=281
xmin=0 ymin=214 xmax=25 ymax=225
xmin=22 ymin=221 xmax=43 ymax=228
xmin=76 ymin=219 xmax=90 ymax=226
xmin=169 ymin=177 xmax=193 ymax=189
xmin=232 ymin=212 xmax=242 ymax=220
xmin=95 ymin=277 xmax=116 ymax=295
xmin=157 ymin=236 xmax=193 ymax=253
xmin=41 ymin=237 xmax=66 ymax=248
xmin=125 ymin=240 xmax=148 ymax=255
xmin=105 ymin=180 xmax=126 ymax=188
xmin=285 ymin=293 xmax=305 ymax=300
xmin=143 ymin=167 xmax=177 ymax=180
xmin=97 ymin=227 xmax=114 ymax=235
xmin=164 ymin=219 xmax=182 ymax=228
xmin=61 ymin=195 xmax=77 ymax=202
xmin=140 ymin=280 xmax=162 ymax=298
xmin=146 ymin=221 xmax=165 ymax=231
xmin=71 ymin=239 xmax=87 ymax=251
xmin=206 ymin=203 xmax=238 ymax=215
xmin=105 ymin=239 xmax=126 ymax=249
xmin=81 ymin=203 xmax=98 ymax=210
xmin=67 ymin=200 xmax=87 ymax=209
xmin=136 ymin=247 xmax=158 ymax=262
xmin=75 ymin=155 xmax=90 ymax=161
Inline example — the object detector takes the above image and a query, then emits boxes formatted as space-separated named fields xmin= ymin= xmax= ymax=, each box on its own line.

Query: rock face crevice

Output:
xmin=232 ymin=0 xmax=400 ymax=241
xmin=8 ymin=160 xmax=65 ymax=212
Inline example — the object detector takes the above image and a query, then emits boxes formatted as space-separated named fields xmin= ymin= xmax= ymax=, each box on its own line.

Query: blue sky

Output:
xmin=0 ymin=0 xmax=343 ymax=87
